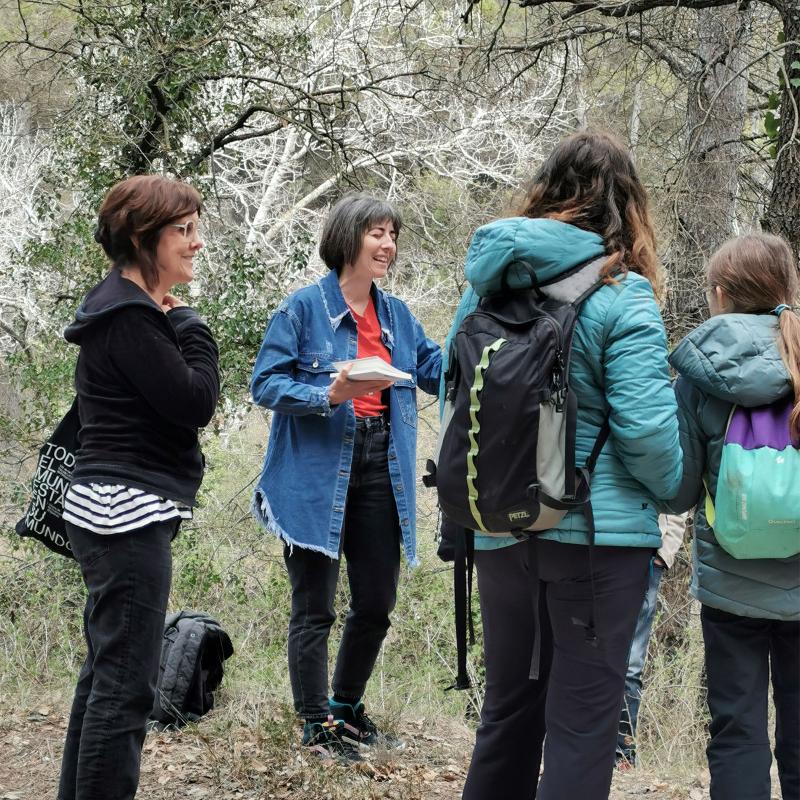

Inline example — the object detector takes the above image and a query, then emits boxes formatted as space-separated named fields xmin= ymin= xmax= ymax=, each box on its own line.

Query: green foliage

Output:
xmin=0 ymin=550 xmax=84 ymax=694
xmin=791 ymin=61 xmax=800 ymax=89
xmin=196 ymin=231 xmax=312 ymax=397
xmin=5 ymin=214 xmax=108 ymax=424
xmin=171 ymin=524 xmax=224 ymax=601
xmin=8 ymin=345 xmax=76 ymax=428
xmin=41 ymin=0 xmax=313 ymax=185
xmin=762 ymin=40 xmax=800 ymax=160
xmin=0 ymin=404 xmax=711 ymax=772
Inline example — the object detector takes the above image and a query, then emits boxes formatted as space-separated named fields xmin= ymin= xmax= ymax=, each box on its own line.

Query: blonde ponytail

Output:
xmin=707 ymin=234 xmax=800 ymax=442
xmin=777 ymin=308 xmax=800 ymax=443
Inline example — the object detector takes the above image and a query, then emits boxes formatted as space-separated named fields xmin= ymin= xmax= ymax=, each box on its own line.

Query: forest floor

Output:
xmin=1 ymin=699 xmax=782 ymax=800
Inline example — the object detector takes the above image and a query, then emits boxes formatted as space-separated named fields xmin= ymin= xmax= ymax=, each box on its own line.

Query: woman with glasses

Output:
xmin=58 ymin=175 xmax=220 ymax=800
xmin=251 ymin=193 xmax=441 ymax=761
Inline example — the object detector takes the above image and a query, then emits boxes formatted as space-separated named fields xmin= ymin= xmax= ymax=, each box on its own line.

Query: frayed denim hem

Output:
xmin=251 ymin=490 xmax=340 ymax=560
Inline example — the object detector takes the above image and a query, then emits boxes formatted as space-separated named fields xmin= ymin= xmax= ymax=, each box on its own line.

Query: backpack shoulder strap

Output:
xmin=705 ymin=404 xmax=738 ymax=527
xmin=539 ymin=257 xmax=608 ymax=305
xmin=447 ymin=523 xmax=474 ymax=691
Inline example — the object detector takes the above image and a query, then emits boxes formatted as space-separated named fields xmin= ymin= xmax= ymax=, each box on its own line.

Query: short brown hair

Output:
xmin=94 ymin=175 xmax=203 ymax=290
xmin=707 ymin=233 xmax=800 ymax=439
xmin=514 ymin=130 xmax=662 ymax=298
xmin=318 ymin=193 xmax=401 ymax=274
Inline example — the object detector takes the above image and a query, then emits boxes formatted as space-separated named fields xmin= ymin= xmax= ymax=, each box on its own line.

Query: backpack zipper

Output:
xmin=538 ymin=315 xmax=567 ymax=412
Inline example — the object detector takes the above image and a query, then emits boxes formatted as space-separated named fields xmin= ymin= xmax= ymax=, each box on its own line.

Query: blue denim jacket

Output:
xmin=251 ymin=269 xmax=441 ymax=565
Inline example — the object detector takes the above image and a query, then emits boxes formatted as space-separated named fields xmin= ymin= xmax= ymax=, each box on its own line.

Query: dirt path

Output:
xmin=0 ymin=701 xmax=759 ymax=800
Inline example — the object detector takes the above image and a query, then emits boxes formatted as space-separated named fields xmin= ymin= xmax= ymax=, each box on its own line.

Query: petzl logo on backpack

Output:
xmin=427 ymin=257 xmax=610 ymax=535
xmin=706 ymin=396 xmax=800 ymax=560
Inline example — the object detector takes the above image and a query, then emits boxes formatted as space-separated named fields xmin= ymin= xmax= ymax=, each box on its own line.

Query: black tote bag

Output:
xmin=15 ymin=399 xmax=79 ymax=559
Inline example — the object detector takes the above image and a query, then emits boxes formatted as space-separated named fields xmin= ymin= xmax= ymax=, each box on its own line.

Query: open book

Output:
xmin=331 ymin=356 xmax=411 ymax=383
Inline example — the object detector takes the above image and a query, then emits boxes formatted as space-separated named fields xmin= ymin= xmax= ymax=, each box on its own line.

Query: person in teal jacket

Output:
xmin=667 ymin=233 xmax=800 ymax=800
xmin=447 ymin=131 xmax=683 ymax=800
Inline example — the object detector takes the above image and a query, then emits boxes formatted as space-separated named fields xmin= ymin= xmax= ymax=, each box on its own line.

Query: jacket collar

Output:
xmin=317 ymin=269 xmax=395 ymax=348
xmin=64 ymin=267 xmax=164 ymax=344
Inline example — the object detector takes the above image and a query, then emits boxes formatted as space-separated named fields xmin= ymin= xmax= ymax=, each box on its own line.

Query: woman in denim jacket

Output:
xmin=251 ymin=194 xmax=441 ymax=760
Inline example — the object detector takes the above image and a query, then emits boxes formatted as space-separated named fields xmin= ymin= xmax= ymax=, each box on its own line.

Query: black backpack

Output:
xmin=426 ymin=257 xmax=611 ymax=689
xmin=149 ymin=610 xmax=234 ymax=729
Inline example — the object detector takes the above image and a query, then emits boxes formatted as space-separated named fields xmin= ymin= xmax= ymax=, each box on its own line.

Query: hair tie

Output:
xmin=772 ymin=304 xmax=791 ymax=316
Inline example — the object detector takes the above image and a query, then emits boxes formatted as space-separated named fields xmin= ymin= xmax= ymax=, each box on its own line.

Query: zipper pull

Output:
xmin=552 ymin=349 xmax=566 ymax=412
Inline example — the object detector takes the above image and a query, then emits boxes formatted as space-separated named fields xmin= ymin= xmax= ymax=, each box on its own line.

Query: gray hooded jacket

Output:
xmin=669 ymin=313 xmax=799 ymax=621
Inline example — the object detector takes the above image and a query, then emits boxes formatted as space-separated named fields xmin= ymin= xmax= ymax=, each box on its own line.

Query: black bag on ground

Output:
xmin=14 ymin=399 xmax=79 ymax=560
xmin=149 ymin=610 xmax=234 ymax=729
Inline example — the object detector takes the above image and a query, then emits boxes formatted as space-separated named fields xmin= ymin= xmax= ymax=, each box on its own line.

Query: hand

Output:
xmin=161 ymin=294 xmax=188 ymax=312
xmin=327 ymin=364 xmax=393 ymax=406
xmin=653 ymin=555 xmax=667 ymax=569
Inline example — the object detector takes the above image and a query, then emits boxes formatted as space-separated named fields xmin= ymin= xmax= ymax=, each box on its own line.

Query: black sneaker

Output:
xmin=329 ymin=699 xmax=406 ymax=751
xmin=302 ymin=716 xmax=363 ymax=762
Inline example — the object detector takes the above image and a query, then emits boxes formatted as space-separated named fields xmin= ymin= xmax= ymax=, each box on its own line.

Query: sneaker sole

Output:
xmin=340 ymin=731 xmax=407 ymax=752
xmin=305 ymin=743 xmax=363 ymax=763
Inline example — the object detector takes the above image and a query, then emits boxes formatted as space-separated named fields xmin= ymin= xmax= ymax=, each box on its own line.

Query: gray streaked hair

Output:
xmin=318 ymin=193 xmax=402 ymax=273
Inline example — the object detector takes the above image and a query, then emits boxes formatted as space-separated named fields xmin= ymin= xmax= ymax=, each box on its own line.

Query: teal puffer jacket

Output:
xmin=668 ymin=313 xmax=800 ymax=621
xmin=442 ymin=217 xmax=683 ymax=550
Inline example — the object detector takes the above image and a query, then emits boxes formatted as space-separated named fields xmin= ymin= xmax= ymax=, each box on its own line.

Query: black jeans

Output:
xmin=463 ymin=538 xmax=650 ymax=800
xmin=58 ymin=520 xmax=174 ymax=800
xmin=284 ymin=417 xmax=401 ymax=719
xmin=702 ymin=604 xmax=800 ymax=800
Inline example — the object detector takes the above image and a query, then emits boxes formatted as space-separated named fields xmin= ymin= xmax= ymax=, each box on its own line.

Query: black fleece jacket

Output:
xmin=64 ymin=268 xmax=220 ymax=505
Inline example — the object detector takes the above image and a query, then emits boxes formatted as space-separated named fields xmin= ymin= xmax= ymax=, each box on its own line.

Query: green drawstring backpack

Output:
xmin=705 ymin=396 xmax=800 ymax=560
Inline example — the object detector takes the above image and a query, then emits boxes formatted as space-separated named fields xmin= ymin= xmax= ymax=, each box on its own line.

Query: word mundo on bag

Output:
xmin=15 ymin=399 xmax=79 ymax=559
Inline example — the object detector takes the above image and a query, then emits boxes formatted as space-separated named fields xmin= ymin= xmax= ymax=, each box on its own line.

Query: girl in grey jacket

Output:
xmin=669 ymin=233 xmax=800 ymax=800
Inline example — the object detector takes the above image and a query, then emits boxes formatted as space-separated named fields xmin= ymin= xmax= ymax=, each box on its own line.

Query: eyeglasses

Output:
xmin=167 ymin=221 xmax=202 ymax=240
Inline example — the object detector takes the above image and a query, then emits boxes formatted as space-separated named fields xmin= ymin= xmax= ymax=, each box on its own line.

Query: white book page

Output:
xmin=331 ymin=357 xmax=411 ymax=382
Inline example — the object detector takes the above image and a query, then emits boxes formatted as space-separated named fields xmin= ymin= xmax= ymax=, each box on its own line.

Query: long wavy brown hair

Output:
xmin=707 ymin=233 xmax=800 ymax=441
xmin=514 ymin=130 xmax=662 ymax=298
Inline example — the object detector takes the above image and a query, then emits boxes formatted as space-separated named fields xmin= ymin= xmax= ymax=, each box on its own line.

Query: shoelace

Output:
xmin=355 ymin=709 xmax=378 ymax=735
xmin=313 ymin=721 xmax=359 ymax=753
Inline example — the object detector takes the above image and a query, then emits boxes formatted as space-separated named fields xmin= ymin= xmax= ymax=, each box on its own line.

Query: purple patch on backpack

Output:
xmin=726 ymin=395 xmax=796 ymax=450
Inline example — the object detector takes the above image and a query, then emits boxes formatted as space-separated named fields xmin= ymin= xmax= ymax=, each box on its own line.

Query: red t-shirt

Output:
xmin=348 ymin=298 xmax=390 ymax=418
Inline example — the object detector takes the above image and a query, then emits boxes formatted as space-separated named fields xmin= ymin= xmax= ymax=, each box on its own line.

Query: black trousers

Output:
xmin=284 ymin=417 xmax=401 ymax=719
xmin=58 ymin=520 xmax=174 ymax=800
xmin=463 ymin=538 xmax=650 ymax=800
xmin=701 ymin=604 xmax=800 ymax=800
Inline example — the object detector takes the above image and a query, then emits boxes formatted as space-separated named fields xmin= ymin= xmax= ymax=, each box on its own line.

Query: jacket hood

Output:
xmin=464 ymin=217 xmax=606 ymax=298
xmin=64 ymin=267 xmax=161 ymax=344
xmin=669 ymin=314 xmax=791 ymax=407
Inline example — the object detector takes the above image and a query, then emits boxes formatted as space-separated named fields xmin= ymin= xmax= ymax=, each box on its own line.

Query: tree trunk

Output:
xmin=763 ymin=2 xmax=800 ymax=257
xmin=667 ymin=6 xmax=749 ymax=339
